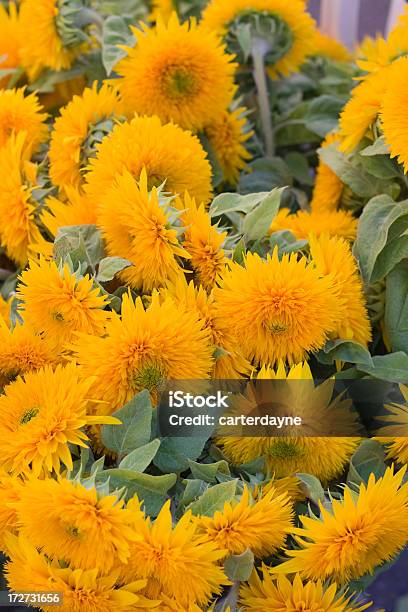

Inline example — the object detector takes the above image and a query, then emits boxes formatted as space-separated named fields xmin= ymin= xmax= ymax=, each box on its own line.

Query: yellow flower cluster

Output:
xmin=0 ymin=0 xmax=407 ymax=610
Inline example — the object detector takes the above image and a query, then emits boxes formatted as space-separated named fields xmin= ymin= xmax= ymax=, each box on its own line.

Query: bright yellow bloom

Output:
xmin=310 ymin=133 xmax=344 ymax=212
xmin=0 ymin=2 xmax=22 ymax=88
xmin=0 ymin=363 xmax=118 ymax=476
xmin=196 ymin=486 xmax=293 ymax=557
xmin=164 ymin=276 xmax=251 ymax=378
xmin=339 ymin=69 xmax=388 ymax=152
xmin=4 ymin=534 xmax=157 ymax=612
xmin=270 ymin=208 xmax=357 ymax=241
xmin=181 ymin=192 xmax=229 ymax=290
xmin=0 ymin=87 xmax=48 ymax=152
xmin=215 ymin=250 xmax=339 ymax=364
xmin=0 ymin=296 xmax=11 ymax=326
xmin=85 ymin=115 xmax=213 ymax=205
xmin=0 ymin=133 xmax=49 ymax=267
xmin=17 ymin=477 xmax=139 ymax=570
xmin=0 ymin=317 xmax=60 ymax=384
xmin=72 ymin=292 xmax=213 ymax=413
xmin=240 ymin=570 xmax=373 ymax=611
xmin=311 ymin=30 xmax=351 ymax=62
xmin=17 ymin=258 xmax=110 ymax=345
xmin=41 ymin=187 xmax=97 ymax=238
xmin=49 ymin=82 xmax=123 ymax=191
xmin=0 ymin=472 xmax=24 ymax=552
xmin=116 ymin=14 xmax=236 ymax=131
xmin=97 ymin=169 xmax=189 ymax=292
xmin=204 ymin=107 xmax=253 ymax=186
xmin=255 ymin=475 xmax=305 ymax=504
xmin=381 ymin=57 xmax=408 ymax=173
xmin=201 ymin=0 xmax=316 ymax=78
xmin=376 ymin=384 xmax=408 ymax=465
xmin=19 ymin=0 xmax=86 ymax=81
xmin=357 ymin=16 xmax=408 ymax=74
xmin=273 ymin=466 xmax=408 ymax=583
xmin=149 ymin=0 xmax=175 ymax=23
xmin=310 ymin=234 xmax=372 ymax=346
xmin=120 ymin=500 xmax=229 ymax=607
xmin=217 ymin=362 xmax=360 ymax=482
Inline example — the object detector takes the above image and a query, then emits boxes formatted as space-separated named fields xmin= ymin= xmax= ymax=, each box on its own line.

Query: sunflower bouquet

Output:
xmin=0 ymin=0 xmax=407 ymax=610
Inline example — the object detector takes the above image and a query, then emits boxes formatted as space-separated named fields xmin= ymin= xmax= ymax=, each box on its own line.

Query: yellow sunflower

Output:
xmin=4 ymin=534 xmax=157 ymax=612
xmin=0 ymin=296 xmax=11 ymax=326
xmin=357 ymin=18 xmax=408 ymax=74
xmin=0 ymin=363 xmax=118 ymax=476
xmin=310 ymin=234 xmax=372 ymax=347
xmin=240 ymin=570 xmax=373 ymax=611
xmin=375 ymin=384 xmax=408 ymax=465
xmin=381 ymin=57 xmax=408 ymax=173
xmin=97 ymin=169 xmax=189 ymax=292
xmin=149 ymin=0 xmax=175 ymax=23
xmin=0 ymin=132 xmax=50 ymax=267
xmin=0 ymin=87 xmax=48 ymax=152
xmin=120 ymin=500 xmax=229 ymax=606
xmin=163 ymin=276 xmax=251 ymax=378
xmin=17 ymin=258 xmax=110 ymax=345
xmin=339 ymin=69 xmax=388 ymax=153
xmin=310 ymin=133 xmax=344 ymax=212
xmin=115 ymin=14 xmax=236 ymax=131
xmin=19 ymin=0 xmax=88 ymax=81
xmin=49 ymin=82 xmax=123 ymax=191
xmin=273 ymin=466 xmax=408 ymax=583
xmin=311 ymin=30 xmax=351 ymax=63
xmin=72 ymin=292 xmax=213 ymax=413
xmin=0 ymin=317 xmax=60 ymax=385
xmin=17 ymin=477 xmax=139 ymax=570
xmin=217 ymin=362 xmax=360 ymax=483
xmin=85 ymin=115 xmax=213 ymax=205
xmin=196 ymin=486 xmax=293 ymax=558
xmin=181 ymin=192 xmax=229 ymax=290
xmin=215 ymin=250 xmax=339 ymax=364
xmin=204 ymin=106 xmax=253 ymax=186
xmin=201 ymin=0 xmax=316 ymax=78
xmin=0 ymin=2 xmax=22 ymax=88
xmin=0 ymin=472 xmax=24 ymax=552
xmin=41 ymin=187 xmax=97 ymax=238
xmin=270 ymin=208 xmax=357 ymax=241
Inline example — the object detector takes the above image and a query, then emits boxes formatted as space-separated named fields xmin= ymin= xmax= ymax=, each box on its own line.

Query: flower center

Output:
xmin=162 ymin=66 xmax=197 ymax=99
xmin=133 ymin=362 xmax=165 ymax=393
xmin=20 ymin=406 xmax=40 ymax=425
xmin=268 ymin=439 xmax=301 ymax=459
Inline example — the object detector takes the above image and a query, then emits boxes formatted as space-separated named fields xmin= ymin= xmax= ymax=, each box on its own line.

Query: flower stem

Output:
xmin=251 ymin=37 xmax=274 ymax=157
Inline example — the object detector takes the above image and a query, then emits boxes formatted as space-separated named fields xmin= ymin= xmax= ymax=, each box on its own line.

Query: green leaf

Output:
xmin=101 ymin=390 xmax=153 ymax=458
xmin=320 ymin=144 xmax=379 ymax=198
xmin=242 ymin=187 xmax=285 ymax=241
xmin=296 ymin=473 xmax=325 ymax=505
xmin=209 ymin=191 xmax=270 ymax=217
xmin=317 ymin=339 xmax=373 ymax=366
xmin=304 ymin=94 xmax=345 ymax=137
xmin=224 ymin=549 xmax=254 ymax=581
xmin=153 ymin=437 xmax=208 ymax=473
xmin=357 ymin=352 xmax=408 ymax=383
xmin=99 ymin=470 xmax=176 ymax=515
xmin=360 ymin=136 xmax=390 ymax=156
xmin=97 ymin=256 xmax=132 ymax=282
xmin=385 ymin=261 xmax=408 ymax=353
xmin=180 ymin=479 xmax=209 ymax=508
xmin=347 ymin=439 xmax=386 ymax=486
xmin=269 ymin=230 xmax=308 ymax=255
xmin=355 ymin=195 xmax=408 ymax=282
xmin=359 ymin=153 xmax=400 ymax=180
xmin=189 ymin=480 xmax=238 ymax=517
xmin=284 ymin=152 xmax=314 ymax=186
xmin=396 ymin=596 xmax=408 ymax=612
xmin=118 ymin=439 xmax=160 ymax=472
xmin=238 ymin=157 xmax=293 ymax=194
xmin=102 ymin=15 xmax=135 ymax=75
xmin=371 ymin=233 xmax=408 ymax=281
xmin=53 ymin=225 xmax=104 ymax=268
xmin=187 ymin=460 xmax=231 ymax=483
